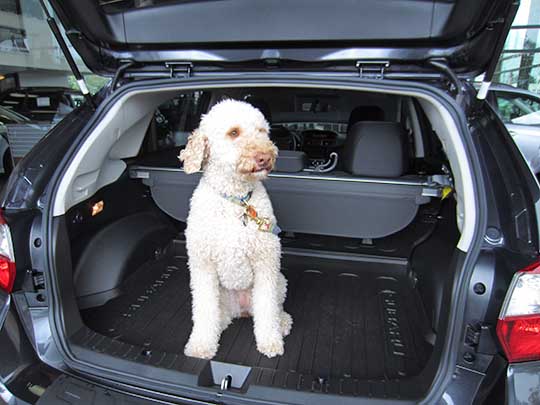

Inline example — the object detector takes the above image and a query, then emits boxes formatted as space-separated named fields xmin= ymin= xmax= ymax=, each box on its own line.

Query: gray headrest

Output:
xmin=342 ymin=121 xmax=409 ymax=177
xmin=347 ymin=105 xmax=385 ymax=129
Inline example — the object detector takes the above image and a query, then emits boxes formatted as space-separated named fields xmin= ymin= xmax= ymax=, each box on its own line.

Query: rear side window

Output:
xmin=494 ymin=91 xmax=540 ymax=125
xmin=151 ymin=91 xmax=207 ymax=152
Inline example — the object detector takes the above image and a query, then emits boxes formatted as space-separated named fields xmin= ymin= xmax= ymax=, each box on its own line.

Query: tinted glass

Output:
xmin=153 ymin=91 xmax=206 ymax=152
xmin=495 ymin=91 xmax=540 ymax=125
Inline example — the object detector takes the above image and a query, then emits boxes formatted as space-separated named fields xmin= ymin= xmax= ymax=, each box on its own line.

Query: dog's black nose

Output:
xmin=255 ymin=152 xmax=271 ymax=170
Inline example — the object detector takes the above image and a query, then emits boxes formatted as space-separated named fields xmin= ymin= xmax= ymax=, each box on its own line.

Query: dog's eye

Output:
xmin=227 ymin=127 xmax=240 ymax=138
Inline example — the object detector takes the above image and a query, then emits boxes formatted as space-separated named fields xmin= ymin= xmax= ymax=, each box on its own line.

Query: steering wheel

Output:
xmin=270 ymin=125 xmax=297 ymax=150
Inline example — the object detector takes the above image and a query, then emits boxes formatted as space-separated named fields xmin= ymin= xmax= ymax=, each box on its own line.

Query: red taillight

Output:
xmin=496 ymin=261 xmax=540 ymax=363
xmin=0 ymin=255 xmax=16 ymax=293
xmin=0 ymin=210 xmax=15 ymax=293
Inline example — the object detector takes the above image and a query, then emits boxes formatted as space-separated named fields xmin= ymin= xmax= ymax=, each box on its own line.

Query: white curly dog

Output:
xmin=179 ymin=99 xmax=292 ymax=359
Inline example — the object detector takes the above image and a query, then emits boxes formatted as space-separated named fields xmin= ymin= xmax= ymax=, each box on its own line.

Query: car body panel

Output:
xmin=0 ymin=289 xmax=9 ymax=330
xmin=48 ymin=0 xmax=517 ymax=75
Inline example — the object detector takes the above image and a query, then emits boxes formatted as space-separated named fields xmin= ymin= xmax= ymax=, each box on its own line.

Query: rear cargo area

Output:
xmin=78 ymin=238 xmax=432 ymax=395
xmin=48 ymin=83 xmax=469 ymax=402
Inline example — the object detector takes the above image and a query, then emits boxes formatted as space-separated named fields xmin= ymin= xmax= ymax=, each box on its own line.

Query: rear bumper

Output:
xmin=507 ymin=360 xmax=540 ymax=405
xmin=30 ymin=375 xmax=185 ymax=405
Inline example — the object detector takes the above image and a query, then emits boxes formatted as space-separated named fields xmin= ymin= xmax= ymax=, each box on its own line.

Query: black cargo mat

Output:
xmin=79 ymin=247 xmax=432 ymax=397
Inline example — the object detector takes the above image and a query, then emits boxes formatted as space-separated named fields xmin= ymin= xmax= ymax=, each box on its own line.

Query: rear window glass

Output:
xmin=152 ymin=91 xmax=207 ymax=152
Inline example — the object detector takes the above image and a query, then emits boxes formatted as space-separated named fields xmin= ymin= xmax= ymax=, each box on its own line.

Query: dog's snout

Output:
xmin=256 ymin=152 xmax=270 ymax=165
xmin=255 ymin=152 xmax=272 ymax=170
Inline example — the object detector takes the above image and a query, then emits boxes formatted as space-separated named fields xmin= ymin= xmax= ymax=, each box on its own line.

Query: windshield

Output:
xmin=0 ymin=0 xmax=108 ymax=172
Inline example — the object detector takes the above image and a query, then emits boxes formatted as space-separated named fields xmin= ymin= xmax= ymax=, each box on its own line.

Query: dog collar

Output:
xmin=221 ymin=190 xmax=253 ymax=206
xmin=221 ymin=191 xmax=281 ymax=235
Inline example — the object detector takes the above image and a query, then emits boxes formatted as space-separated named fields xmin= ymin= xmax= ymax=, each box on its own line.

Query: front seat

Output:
xmin=342 ymin=121 xmax=409 ymax=177
xmin=334 ymin=105 xmax=386 ymax=170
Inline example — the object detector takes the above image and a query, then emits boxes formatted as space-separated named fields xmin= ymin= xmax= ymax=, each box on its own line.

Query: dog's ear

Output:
xmin=178 ymin=129 xmax=209 ymax=174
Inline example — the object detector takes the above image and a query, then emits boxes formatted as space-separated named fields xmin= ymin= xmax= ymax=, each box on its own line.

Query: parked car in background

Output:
xmin=0 ymin=105 xmax=30 ymax=175
xmin=486 ymin=83 xmax=540 ymax=176
xmin=0 ymin=87 xmax=83 ymax=168
xmin=0 ymin=87 xmax=83 ymax=123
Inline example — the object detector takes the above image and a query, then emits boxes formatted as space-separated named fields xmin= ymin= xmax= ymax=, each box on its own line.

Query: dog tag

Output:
xmin=258 ymin=218 xmax=272 ymax=232
xmin=246 ymin=205 xmax=258 ymax=219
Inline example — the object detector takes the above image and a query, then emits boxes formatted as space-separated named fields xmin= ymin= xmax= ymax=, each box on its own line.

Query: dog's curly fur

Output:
xmin=179 ymin=99 xmax=292 ymax=359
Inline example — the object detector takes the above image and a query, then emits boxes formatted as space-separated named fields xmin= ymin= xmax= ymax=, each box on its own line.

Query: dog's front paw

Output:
xmin=280 ymin=312 xmax=293 ymax=337
xmin=257 ymin=336 xmax=284 ymax=358
xmin=184 ymin=338 xmax=218 ymax=360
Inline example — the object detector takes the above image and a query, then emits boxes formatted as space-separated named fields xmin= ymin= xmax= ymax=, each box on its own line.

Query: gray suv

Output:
xmin=0 ymin=1 xmax=539 ymax=405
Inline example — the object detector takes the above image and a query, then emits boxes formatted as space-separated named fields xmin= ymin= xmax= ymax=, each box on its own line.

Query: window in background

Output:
xmin=494 ymin=0 xmax=540 ymax=92
xmin=152 ymin=91 xmax=207 ymax=153
xmin=0 ymin=0 xmax=109 ymax=173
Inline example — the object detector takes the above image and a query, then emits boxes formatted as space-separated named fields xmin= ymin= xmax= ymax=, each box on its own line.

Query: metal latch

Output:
xmin=32 ymin=271 xmax=45 ymax=290
xmin=220 ymin=375 xmax=232 ymax=391
xmin=465 ymin=324 xmax=481 ymax=347
xmin=464 ymin=323 xmax=497 ymax=355
xmin=356 ymin=60 xmax=390 ymax=79
xmin=422 ymin=173 xmax=453 ymax=198
xmin=129 ymin=169 xmax=150 ymax=179
xmin=165 ymin=62 xmax=193 ymax=78
xmin=428 ymin=174 xmax=453 ymax=188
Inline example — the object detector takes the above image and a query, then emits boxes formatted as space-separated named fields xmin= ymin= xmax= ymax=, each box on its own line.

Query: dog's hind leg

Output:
xmin=184 ymin=258 xmax=222 ymax=360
